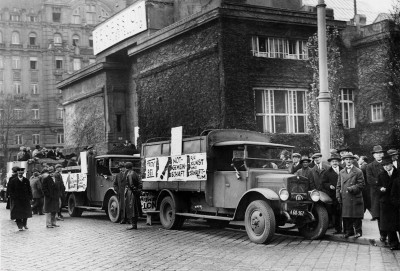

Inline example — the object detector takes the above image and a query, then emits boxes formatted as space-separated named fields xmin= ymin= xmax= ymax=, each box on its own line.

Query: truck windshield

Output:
xmin=110 ymin=158 xmax=141 ymax=174
xmin=245 ymin=145 xmax=292 ymax=170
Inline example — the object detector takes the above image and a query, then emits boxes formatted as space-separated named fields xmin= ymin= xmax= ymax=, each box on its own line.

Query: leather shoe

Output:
xmin=342 ymin=233 xmax=351 ymax=238
xmin=380 ymin=237 xmax=387 ymax=242
xmin=126 ymin=225 xmax=137 ymax=230
xmin=52 ymin=224 xmax=60 ymax=227
xmin=390 ymin=246 xmax=399 ymax=251
xmin=46 ymin=225 xmax=54 ymax=228
xmin=56 ymin=217 xmax=64 ymax=221
xmin=120 ymin=220 xmax=126 ymax=224
xmin=354 ymin=233 xmax=362 ymax=238
xmin=23 ymin=226 xmax=28 ymax=230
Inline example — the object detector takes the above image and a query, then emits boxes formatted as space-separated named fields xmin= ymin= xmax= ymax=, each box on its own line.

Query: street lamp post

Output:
xmin=317 ymin=0 xmax=331 ymax=160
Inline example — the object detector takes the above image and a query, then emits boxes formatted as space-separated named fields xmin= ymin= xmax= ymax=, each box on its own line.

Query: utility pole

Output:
xmin=317 ymin=0 xmax=331 ymax=160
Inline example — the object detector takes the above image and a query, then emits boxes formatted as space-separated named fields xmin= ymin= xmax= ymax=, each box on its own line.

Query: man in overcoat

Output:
xmin=366 ymin=145 xmax=386 ymax=241
xmin=321 ymin=153 xmax=343 ymax=234
xmin=295 ymin=156 xmax=316 ymax=190
xmin=387 ymin=149 xmax=399 ymax=169
xmin=30 ymin=168 xmax=44 ymax=215
xmin=41 ymin=167 xmax=61 ymax=228
xmin=377 ymin=156 xmax=399 ymax=250
xmin=7 ymin=167 xmax=32 ymax=231
xmin=54 ymin=164 xmax=65 ymax=220
xmin=124 ymin=162 xmax=142 ymax=230
xmin=311 ymin=153 xmax=329 ymax=190
xmin=336 ymin=153 xmax=365 ymax=239
xmin=113 ymin=162 xmax=127 ymax=224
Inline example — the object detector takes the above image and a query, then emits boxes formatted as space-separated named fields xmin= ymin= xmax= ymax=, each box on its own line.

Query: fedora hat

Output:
xmin=312 ymin=153 xmax=322 ymax=159
xmin=328 ymin=153 xmax=342 ymax=162
xmin=387 ymin=148 xmax=399 ymax=156
xmin=292 ymin=153 xmax=301 ymax=159
xmin=381 ymin=155 xmax=393 ymax=165
xmin=371 ymin=145 xmax=385 ymax=154
xmin=337 ymin=145 xmax=350 ymax=153
xmin=341 ymin=153 xmax=356 ymax=160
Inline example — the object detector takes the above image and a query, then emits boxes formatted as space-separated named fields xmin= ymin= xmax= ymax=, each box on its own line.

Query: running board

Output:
xmin=76 ymin=206 xmax=103 ymax=211
xmin=176 ymin=213 xmax=233 ymax=221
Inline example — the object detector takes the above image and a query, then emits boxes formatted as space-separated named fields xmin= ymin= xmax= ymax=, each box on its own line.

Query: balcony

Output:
xmin=27 ymin=45 xmax=40 ymax=50
xmin=14 ymin=94 xmax=25 ymax=100
xmin=54 ymin=69 xmax=64 ymax=76
xmin=10 ymin=44 xmax=23 ymax=49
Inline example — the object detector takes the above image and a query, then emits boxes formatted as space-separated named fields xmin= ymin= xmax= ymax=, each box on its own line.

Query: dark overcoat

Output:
xmin=390 ymin=176 xmax=400 ymax=231
xmin=377 ymin=168 xmax=399 ymax=232
xmin=113 ymin=171 xmax=127 ymax=219
xmin=360 ymin=162 xmax=371 ymax=212
xmin=7 ymin=175 xmax=33 ymax=220
xmin=366 ymin=160 xmax=384 ymax=218
xmin=321 ymin=166 xmax=342 ymax=200
xmin=42 ymin=175 xmax=62 ymax=213
xmin=54 ymin=172 xmax=66 ymax=205
xmin=30 ymin=176 xmax=44 ymax=198
xmin=311 ymin=163 xmax=329 ymax=190
xmin=289 ymin=163 xmax=302 ymax=174
xmin=295 ymin=167 xmax=316 ymax=190
xmin=124 ymin=170 xmax=143 ymax=220
xmin=336 ymin=166 xmax=365 ymax=218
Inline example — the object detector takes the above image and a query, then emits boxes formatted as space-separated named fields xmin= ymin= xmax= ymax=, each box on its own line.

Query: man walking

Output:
xmin=336 ymin=153 xmax=365 ymax=239
xmin=124 ymin=162 xmax=142 ymax=230
xmin=30 ymin=168 xmax=44 ymax=215
xmin=113 ymin=162 xmax=127 ymax=224
xmin=7 ymin=167 xmax=32 ymax=231
xmin=42 ymin=167 xmax=61 ymax=228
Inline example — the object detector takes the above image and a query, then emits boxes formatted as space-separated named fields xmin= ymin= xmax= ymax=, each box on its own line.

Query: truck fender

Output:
xmin=102 ymin=188 xmax=117 ymax=210
xmin=318 ymin=191 xmax=332 ymax=204
xmin=233 ymin=188 xmax=279 ymax=221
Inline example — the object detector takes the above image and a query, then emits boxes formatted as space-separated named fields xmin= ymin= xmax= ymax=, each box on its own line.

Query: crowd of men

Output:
xmin=292 ymin=145 xmax=400 ymax=250
xmin=16 ymin=145 xmax=65 ymax=161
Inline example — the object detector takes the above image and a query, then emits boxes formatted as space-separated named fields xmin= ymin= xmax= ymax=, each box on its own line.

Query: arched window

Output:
xmin=54 ymin=33 xmax=62 ymax=45
xmin=29 ymin=32 xmax=37 ymax=45
xmin=72 ymin=34 xmax=79 ymax=46
xmin=11 ymin=31 xmax=20 ymax=44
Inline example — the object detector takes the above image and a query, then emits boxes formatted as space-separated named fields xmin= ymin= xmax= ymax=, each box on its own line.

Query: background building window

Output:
xmin=32 ymin=134 xmax=40 ymax=145
xmin=11 ymin=14 xmax=21 ymax=21
xmin=0 ymin=109 xmax=4 ymax=119
xmin=54 ymin=33 xmax=62 ymax=45
xmin=15 ymin=134 xmax=22 ymax=145
xmin=12 ymin=56 xmax=21 ymax=69
xmin=29 ymin=15 xmax=37 ymax=22
xmin=57 ymin=133 xmax=64 ymax=144
xmin=30 ymin=57 xmax=38 ymax=69
xmin=73 ymin=58 xmax=81 ymax=71
xmin=53 ymin=7 xmax=61 ymax=22
xmin=72 ymin=8 xmax=80 ymax=24
xmin=14 ymin=109 xmax=23 ymax=119
xmin=29 ymin=33 xmax=37 ymax=45
xmin=72 ymin=34 xmax=80 ymax=46
xmin=13 ymin=82 xmax=21 ymax=94
xmin=32 ymin=109 xmax=39 ymax=119
xmin=252 ymin=36 xmax=308 ymax=60
xmin=55 ymin=57 xmax=63 ymax=69
xmin=371 ymin=103 xmax=384 ymax=122
xmin=31 ymin=84 xmax=39 ymax=94
xmin=340 ymin=88 xmax=355 ymax=128
xmin=89 ymin=36 xmax=93 ymax=47
xmin=255 ymin=88 xmax=307 ymax=133
xmin=11 ymin=31 xmax=20 ymax=44
xmin=56 ymin=108 xmax=64 ymax=119
xmin=86 ymin=5 xmax=96 ymax=24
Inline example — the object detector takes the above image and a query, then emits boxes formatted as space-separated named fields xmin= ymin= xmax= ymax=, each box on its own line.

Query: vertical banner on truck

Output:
xmin=143 ymin=153 xmax=207 ymax=181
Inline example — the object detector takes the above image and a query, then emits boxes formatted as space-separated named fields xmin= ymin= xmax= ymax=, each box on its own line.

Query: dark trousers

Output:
xmin=32 ymin=198 xmax=44 ymax=214
xmin=15 ymin=218 xmax=27 ymax=229
xmin=388 ymin=231 xmax=400 ymax=248
xmin=330 ymin=203 xmax=342 ymax=232
xmin=377 ymin=218 xmax=388 ymax=239
xmin=343 ymin=217 xmax=362 ymax=235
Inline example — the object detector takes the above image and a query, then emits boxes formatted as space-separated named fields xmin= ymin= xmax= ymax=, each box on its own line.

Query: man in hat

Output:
xmin=322 ymin=153 xmax=343 ymax=234
xmin=30 ymin=168 xmax=44 ymax=215
xmin=336 ymin=153 xmax=365 ymax=238
xmin=124 ymin=162 xmax=142 ymax=230
xmin=42 ymin=166 xmax=62 ymax=228
xmin=32 ymin=145 xmax=42 ymax=158
xmin=387 ymin=149 xmax=399 ymax=169
xmin=17 ymin=147 xmax=31 ymax=161
xmin=289 ymin=153 xmax=302 ymax=174
xmin=113 ymin=162 xmax=127 ymax=224
xmin=366 ymin=145 xmax=387 ymax=240
xmin=54 ymin=164 xmax=65 ymax=220
xmin=377 ymin=155 xmax=399 ymax=250
xmin=337 ymin=145 xmax=359 ymax=168
xmin=295 ymin=156 xmax=316 ymax=190
xmin=311 ymin=153 xmax=329 ymax=190
xmin=7 ymin=167 xmax=32 ymax=231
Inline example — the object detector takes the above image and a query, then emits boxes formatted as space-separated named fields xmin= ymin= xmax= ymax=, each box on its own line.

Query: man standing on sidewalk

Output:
xmin=124 ymin=162 xmax=142 ymax=230
xmin=336 ymin=153 xmax=365 ymax=239
xmin=54 ymin=164 xmax=65 ymax=221
xmin=311 ymin=153 xmax=328 ymax=190
xmin=42 ymin=167 xmax=61 ymax=228
xmin=30 ymin=168 xmax=44 ymax=215
xmin=366 ymin=145 xmax=386 ymax=241
xmin=113 ymin=162 xmax=127 ymax=224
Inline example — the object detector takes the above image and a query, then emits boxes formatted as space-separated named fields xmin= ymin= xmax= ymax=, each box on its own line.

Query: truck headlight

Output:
xmin=310 ymin=190 xmax=320 ymax=202
xmin=279 ymin=188 xmax=289 ymax=201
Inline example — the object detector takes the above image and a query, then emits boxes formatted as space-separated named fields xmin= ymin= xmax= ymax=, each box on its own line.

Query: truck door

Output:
xmin=88 ymin=158 xmax=112 ymax=204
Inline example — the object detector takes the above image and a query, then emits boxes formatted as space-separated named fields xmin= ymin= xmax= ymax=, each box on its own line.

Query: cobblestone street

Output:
xmin=1 ymin=203 xmax=400 ymax=271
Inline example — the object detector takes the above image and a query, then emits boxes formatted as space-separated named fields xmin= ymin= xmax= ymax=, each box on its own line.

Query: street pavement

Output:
xmin=1 ymin=203 xmax=400 ymax=271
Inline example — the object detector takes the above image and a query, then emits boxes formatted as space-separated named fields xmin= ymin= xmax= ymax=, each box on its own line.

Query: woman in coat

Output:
xmin=7 ymin=166 xmax=32 ymax=231
xmin=336 ymin=153 xmax=365 ymax=238
xmin=41 ymin=167 xmax=61 ymax=228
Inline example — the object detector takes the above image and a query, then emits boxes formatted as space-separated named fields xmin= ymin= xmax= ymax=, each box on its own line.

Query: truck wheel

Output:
xmin=68 ymin=194 xmax=83 ymax=217
xmin=245 ymin=200 xmax=276 ymax=244
xmin=206 ymin=219 xmax=230 ymax=229
xmin=159 ymin=196 xmax=184 ymax=230
xmin=298 ymin=204 xmax=329 ymax=240
xmin=107 ymin=195 xmax=120 ymax=223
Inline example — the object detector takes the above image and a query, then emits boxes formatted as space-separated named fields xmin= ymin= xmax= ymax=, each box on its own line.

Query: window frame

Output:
xmin=30 ymin=57 xmax=38 ymax=70
xmin=54 ymin=33 xmax=62 ymax=45
xmin=52 ymin=7 xmax=61 ymax=23
xmin=13 ymin=82 xmax=21 ymax=94
xmin=371 ymin=102 xmax=384 ymax=123
xmin=12 ymin=56 xmax=21 ymax=69
xmin=55 ymin=56 xmax=63 ymax=69
xmin=29 ymin=33 xmax=37 ymax=45
xmin=252 ymin=36 xmax=309 ymax=60
xmin=11 ymin=31 xmax=20 ymax=44
xmin=15 ymin=134 xmax=23 ymax=145
xmin=32 ymin=134 xmax=40 ymax=145
xmin=57 ymin=133 xmax=64 ymax=144
xmin=32 ymin=108 xmax=40 ymax=119
xmin=31 ymin=83 xmax=39 ymax=95
xmin=14 ymin=109 xmax=23 ymax=119
xmin=340 ymin=88 xmax=356 ymax=129
xmin=56 ymin=108 xmax=64 ymax=120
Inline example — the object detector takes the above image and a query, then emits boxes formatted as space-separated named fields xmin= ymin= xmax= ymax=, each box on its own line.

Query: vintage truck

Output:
xmin=62 ymin=152 xmax=155 ymax=222
xmin=141 ymin=129 xmax=331 ymax=244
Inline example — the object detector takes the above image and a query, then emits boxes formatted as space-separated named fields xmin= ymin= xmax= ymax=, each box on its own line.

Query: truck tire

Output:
xmin=68 ymin=194 xmax=83 ymax=217
xmin=159 ymin=196 xmax=184 ymax=230
xmin=107 ymin=195 xmax=120 ymax=223
xmin=298 ymin=204 xmax=329 ymax=240
xmin=244 ymin=200 xmax=276 ymax=244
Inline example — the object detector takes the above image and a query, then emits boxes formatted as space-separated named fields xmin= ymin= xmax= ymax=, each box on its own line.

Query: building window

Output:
xmin=29 ymin=33 xmax=37 ymax=45
xmin=11 ymin=31 xmax=20 ymax=44
xmin=14 ymin=109 xmax=23 ymax=119
xmin=56 ymin=108 xmax=63 ymax=119
xmin=55 ymin=57 xmax=63 ymax=69
xmin=32 ymin=134 xmax=40 ymax=145
xmin=86 ymin=5 xmax=96 ymax=24
xmin=72 ymin=8 xmax=81 ymax=24
xmin=12 ymin=56 xmax=21 ymax=69
xmin=10 ymin=14 xmax=21 ymax=21
xmin=31 ymin=84 xmax=39 ymax=94
xmin=29 ymin=15 xmax=37 ymax=22
xmin=30 ymin=57 xmax=38 ymax=69
xmin=54 ymin=33 xmax=62 ymax=45
xmin=73 ymin=58 xmax=81 ymax=71
xmin=254 ymin=88 xmax=307 ymax=133
xmin=57 ymin=133 xmax=64 ymax=144
xmin=89 ymin=36 xmax=93 ymax=48
xmin=0 ymin=109 xmax=3 ymax=119
xmin=0 ymin=56 xmax=3 ymax=68
xmin=53 ymin=7 xmax=61 ymax=22
xmin=32 ymin=109 xmax=39 ymax=119
xmin=252 ymin=37 xmax=308 ymax=60
xmin=340 ymin=88 xmax=355 ymax=128
xmin=13 ymin=82 xmax=21 ymax=94
xmin=72 ymin=34 xmax=80 ymax=46
xmin=15 ymin=134 xmax=22 ymax=145
xmin=371 ymin=103 xmax=384 ymax=122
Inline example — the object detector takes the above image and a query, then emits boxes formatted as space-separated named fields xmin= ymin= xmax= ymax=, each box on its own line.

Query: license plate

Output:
xmin=289 ymin=209 xmax=305 ymax=216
